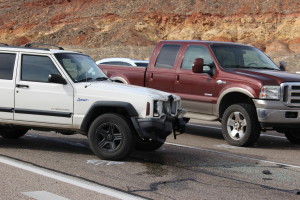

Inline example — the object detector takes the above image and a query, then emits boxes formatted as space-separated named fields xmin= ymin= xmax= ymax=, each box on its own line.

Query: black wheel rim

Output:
xmin=95 ymin=122 xmax=123 ymax=152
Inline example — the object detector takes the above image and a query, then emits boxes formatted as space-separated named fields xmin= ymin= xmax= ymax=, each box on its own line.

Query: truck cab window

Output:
xmin=0 ymin=53 xmax=16 ymax=80
xmin=21 ymin=55 xmax=61 ymax=82
xmin=155 ymin=44 xmax=181 ymax=68
xmin=181 ymin=45 xmax=213 ymax=70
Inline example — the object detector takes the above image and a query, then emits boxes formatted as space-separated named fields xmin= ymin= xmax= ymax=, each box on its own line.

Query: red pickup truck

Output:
xmin=99 ymin=40 xmax=300 ymax=147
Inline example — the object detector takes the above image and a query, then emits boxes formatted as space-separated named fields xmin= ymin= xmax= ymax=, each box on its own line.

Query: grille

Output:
xmin=281 ymin=82 xmax=300 ymax=107
xmin=162 ymin=99 xmax=178 ymax=115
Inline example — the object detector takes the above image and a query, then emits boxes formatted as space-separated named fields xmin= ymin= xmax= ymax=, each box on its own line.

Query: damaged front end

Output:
xmin=131 ymin=95 xmax=189 ymax=142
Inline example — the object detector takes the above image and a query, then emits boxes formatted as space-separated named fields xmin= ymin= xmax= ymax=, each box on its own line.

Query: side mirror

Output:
xmin=279 ymin=61 xmax=286 ymax=71
xmin=192 ymin=58 xmax=204 ymax=73
xmin=48 ymin=74 xmax=67 ymax=84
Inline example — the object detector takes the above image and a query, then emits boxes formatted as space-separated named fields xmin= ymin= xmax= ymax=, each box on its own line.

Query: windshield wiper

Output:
xmin=256 ymin=67 xmax=279 ymax=70
xmin=77 ymin=77 xmax=94 ymax=82
xmin=77 ymin=77 xmax=109 ymax=83
xmin=224 ymin=65 xmax=278 ymax=70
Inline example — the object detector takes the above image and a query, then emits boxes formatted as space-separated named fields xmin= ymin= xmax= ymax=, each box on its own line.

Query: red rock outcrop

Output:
xmin=0 ymin=0 xmax=299 ymax=53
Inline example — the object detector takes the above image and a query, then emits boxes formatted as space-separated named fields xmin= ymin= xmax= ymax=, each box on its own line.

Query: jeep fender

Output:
xmin=80 ymin=101 xmax=138 ymax=132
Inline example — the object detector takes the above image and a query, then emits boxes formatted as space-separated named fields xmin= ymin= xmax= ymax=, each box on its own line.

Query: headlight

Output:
xmin=259 ymin=86 xmax=280 ymax=100
xmin=153 ymin=100 xmax=163 ymax=117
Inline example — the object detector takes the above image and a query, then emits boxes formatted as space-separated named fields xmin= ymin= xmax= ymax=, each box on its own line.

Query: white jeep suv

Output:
xmin=0 ymin=43 xmax=187 ymax=160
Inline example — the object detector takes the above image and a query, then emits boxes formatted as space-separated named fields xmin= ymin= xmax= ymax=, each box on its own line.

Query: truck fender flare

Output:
xmin=216 ymin=87 xmax=255 ymax=116
xmin=110 ymin=76 xmax=128 ymax=84
xmin=80 ymin=101 xmax=138 ymax=132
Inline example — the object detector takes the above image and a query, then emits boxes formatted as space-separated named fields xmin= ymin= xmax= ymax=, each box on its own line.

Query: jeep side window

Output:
xmin=155 ymin=44 xmax=181 ymax=68
xmin=21 ymin=55 xmax=60 ymax=82
xmin=0 ymin=53 xmax=16 ymax=80
xmin=181 ymin=45 xmax=213 ymax=70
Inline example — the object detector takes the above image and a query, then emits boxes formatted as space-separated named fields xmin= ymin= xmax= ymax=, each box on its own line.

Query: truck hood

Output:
xmin=232 ymin=69 xmax=300 ymax=85
xmin=77 ymin=81 xmax=179 ymax=101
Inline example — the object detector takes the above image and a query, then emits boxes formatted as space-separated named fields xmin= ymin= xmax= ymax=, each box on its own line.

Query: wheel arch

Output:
xmin=80 ymin=101 xmax=138 ymax=133
xmin=110 ymin=76 xmax=128 ymax=84
xmin=217 ymin=88 xmax=255 ymax=119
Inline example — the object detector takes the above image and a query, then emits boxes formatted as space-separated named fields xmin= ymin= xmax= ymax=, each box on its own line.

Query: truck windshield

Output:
xmin=55 ymin=53 xmax=108 ymax=83
xmin=210 ymin=44 xmax=279 ymax=70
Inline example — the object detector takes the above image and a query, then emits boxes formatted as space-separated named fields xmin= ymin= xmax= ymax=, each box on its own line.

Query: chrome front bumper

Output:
xmin=254 ymin=99 xmax=300 ymax=125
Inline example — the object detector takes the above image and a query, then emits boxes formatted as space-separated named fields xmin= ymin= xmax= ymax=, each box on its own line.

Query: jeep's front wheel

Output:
xmin=0 ymin=127 xmax=28 ymax=139
xmin=88 ymin=113 xmax=136 ymax=160
xmin=222 ymin=103 xmax=261 ymax=146
xmin=135 ymin=138 xmax=165 ymax=151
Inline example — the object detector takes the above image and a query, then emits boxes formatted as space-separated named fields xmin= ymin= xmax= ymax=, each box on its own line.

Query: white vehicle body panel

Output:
xmin=0 ymin=79 xmax=15 ymax=120
xmin=13 ymin=52 xmax=74 ymax=125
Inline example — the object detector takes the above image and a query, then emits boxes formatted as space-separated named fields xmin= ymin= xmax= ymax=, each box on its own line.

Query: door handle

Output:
xmin=216 ymin=80 xmax=226 ymax=85
xmin=176 ymin=75 xmax=180 ymax=82
xmin=16 ymin=84 xmax=29 ymax=88
xmin=149 ymin=73 xmax=154 ymax=80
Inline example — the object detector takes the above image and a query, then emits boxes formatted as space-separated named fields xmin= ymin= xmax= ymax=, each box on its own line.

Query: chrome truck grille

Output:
xmin=281 ymin=82 xmax=300 ymax=107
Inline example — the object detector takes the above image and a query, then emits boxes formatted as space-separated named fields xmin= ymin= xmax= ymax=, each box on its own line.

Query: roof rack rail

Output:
xmin=24 ymin=43 xmax=64 ymax=50
xmin=0 ymin=43 xmax=9 ymax=46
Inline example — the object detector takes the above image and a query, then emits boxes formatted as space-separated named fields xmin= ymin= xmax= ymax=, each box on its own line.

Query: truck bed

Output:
xmin=98 ymin=64 xmax=147 ymax=86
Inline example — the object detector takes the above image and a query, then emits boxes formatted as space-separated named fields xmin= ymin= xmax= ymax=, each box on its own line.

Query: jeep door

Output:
xmin=14 ymin=54 xmax=74 ymax=125
xmin=0 ymin=52 xmax=17 ymax=120
xmin=174 ymin=44 xmax=217 ymax=118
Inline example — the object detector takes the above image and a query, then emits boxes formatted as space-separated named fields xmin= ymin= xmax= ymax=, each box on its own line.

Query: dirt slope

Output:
xmin=0 ymin=0 xmax=299 ymax=71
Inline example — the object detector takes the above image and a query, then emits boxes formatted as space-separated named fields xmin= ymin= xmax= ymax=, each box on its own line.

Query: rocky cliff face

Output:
xmin=0 ymin=0 xmax=299 ymax=70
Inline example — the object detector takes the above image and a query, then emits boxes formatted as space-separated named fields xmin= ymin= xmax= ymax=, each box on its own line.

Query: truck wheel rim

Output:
xmin=227 ymin=111 xmax=247 ymax=140
xmin=95 ymin=122 xmax=123 ymax=152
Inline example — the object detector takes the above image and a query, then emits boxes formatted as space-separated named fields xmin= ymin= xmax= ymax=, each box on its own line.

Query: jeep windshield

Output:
xmin=55 ymin=53 xmax=108 ymax=83
xmin=210 ymin=44 xmax=280 ymax=70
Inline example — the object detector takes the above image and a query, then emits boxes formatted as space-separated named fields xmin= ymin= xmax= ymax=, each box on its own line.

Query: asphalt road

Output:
xmin=1 ymin=121 xmax=300 ymax=200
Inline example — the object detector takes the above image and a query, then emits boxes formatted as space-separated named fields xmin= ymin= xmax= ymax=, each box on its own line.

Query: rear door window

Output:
xmin=0 ymin=53 xmax=16 ymax=80
xmin=155 ymin=44 xmax=181 ymax=68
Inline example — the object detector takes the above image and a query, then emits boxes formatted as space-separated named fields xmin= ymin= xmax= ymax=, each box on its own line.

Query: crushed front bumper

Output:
xmin=131 ymin=109 xmax=189 ymax=142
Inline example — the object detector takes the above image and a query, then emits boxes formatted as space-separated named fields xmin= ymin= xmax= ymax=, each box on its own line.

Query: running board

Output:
xmin=184 ymin=112 xmax=218 ymax=121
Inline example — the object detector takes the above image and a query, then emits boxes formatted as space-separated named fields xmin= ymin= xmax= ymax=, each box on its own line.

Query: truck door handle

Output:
xmin=216 ymin=80 xmax=226 ymax=85
xmin=16 ymin=84 xmax=29 ymax=88
xmin=176 ymin=75 xmax=180 ymax=82
xmin=150 ymin=73 xmax=153 ymax=79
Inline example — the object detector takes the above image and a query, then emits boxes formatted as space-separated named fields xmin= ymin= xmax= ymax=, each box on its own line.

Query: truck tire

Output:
xmin=88 ymin=113 xmax=136 ymax=160
xmin=0 ymin=127 xmax=28 ymax=139
xmin=222 ymin=103 xmax=261 ymax=146
xmin=284 ymin=130 xmax=300 ymax=144
xmin=135 ymin=138 xmax=165 ymax=151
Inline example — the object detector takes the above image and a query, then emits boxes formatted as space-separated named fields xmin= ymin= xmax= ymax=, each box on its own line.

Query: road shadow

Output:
xmin=0 ymin=132 xmax=94 ymax=156
xmin=253 ymin=134 xmax=300 ymax=150
xmin=184 ymin=123 xmax=300 ymax=150
xmin=184 ymin=123 xmax=224 ymax=140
